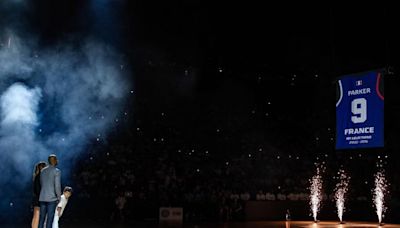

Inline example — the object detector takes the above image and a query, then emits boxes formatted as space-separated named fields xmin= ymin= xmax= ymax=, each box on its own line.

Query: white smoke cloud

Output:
xmin=0 ymin=83 xmax=43 ymax=180
xmin=1 ymin=83 xmax=41 ymax=126
xmin=0 ymin=31 xmax=130 ymax=204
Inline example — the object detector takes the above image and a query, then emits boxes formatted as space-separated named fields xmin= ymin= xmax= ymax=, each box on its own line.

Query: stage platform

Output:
xmin=68 ymin=221 xmax=400 ymax=228
xmin=4 ymin=221 xmax=400 ymax=228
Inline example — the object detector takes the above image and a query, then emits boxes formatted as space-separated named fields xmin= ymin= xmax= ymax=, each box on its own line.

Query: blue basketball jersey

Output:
xmin=336 ymin=71 xmax=384 ymax=149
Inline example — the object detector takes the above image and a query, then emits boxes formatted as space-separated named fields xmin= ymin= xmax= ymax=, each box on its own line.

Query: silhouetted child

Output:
xmin=52 ymin=186 xmax=72 ymax=228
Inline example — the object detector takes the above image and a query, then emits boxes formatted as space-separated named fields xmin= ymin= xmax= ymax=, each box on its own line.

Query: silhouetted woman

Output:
xmin=31 ymin=161 xmax=47 ymax=228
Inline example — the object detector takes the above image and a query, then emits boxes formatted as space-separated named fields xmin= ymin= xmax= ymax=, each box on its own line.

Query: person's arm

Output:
xmin=57 ymin=206 xmax=62 ymax=216
xmin=56 ymin=197 xmax=65 ymax=216
xmin=55 ymin=169 xmax=62 ymax=201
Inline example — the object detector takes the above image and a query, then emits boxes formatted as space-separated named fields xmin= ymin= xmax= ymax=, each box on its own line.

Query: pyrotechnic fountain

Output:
xmin=373 ymin=170 xmax=388 ymax=225
xmin=334 ymin=169 xmax=350 ymax=223
xmin=309 ymin=166 xmax=323 ymax=222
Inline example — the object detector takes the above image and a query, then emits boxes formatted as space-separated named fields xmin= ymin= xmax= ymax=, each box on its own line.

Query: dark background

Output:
xmin=1 ymin=1 xmax=400 ymax=225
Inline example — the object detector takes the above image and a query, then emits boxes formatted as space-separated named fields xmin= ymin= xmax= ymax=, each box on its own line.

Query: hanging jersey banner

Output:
xmin=336 ymin=70 xmax=384 ymax=149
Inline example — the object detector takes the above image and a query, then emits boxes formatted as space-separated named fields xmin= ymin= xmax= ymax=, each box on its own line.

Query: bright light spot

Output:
xmin=0 ymin=83 xmax=42 ymax=126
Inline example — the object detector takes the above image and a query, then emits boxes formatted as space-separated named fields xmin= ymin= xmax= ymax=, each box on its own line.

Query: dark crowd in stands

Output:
xmin=71 ymin=141 xmax=399 ymax=223
xmin=68 ymin=77 xmax=400 ymax=223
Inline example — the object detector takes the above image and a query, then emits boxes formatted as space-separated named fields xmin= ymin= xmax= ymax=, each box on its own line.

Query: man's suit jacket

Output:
xmin=39 ymin=165 xmax=61 ymax=202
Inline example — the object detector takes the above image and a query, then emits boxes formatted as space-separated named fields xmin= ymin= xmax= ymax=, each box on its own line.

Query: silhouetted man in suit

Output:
xmin=38 ymin=154 xmax=61 ymax=228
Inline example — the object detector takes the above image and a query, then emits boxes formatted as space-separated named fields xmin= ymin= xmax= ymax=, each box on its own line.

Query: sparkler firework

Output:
xmin=334 ymin=169 xmax=350 ymax=223
xmin=309 ymin=165 xmax=323 ymax=222
xmin=373 ymin=170 xmax=388 ymax=225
